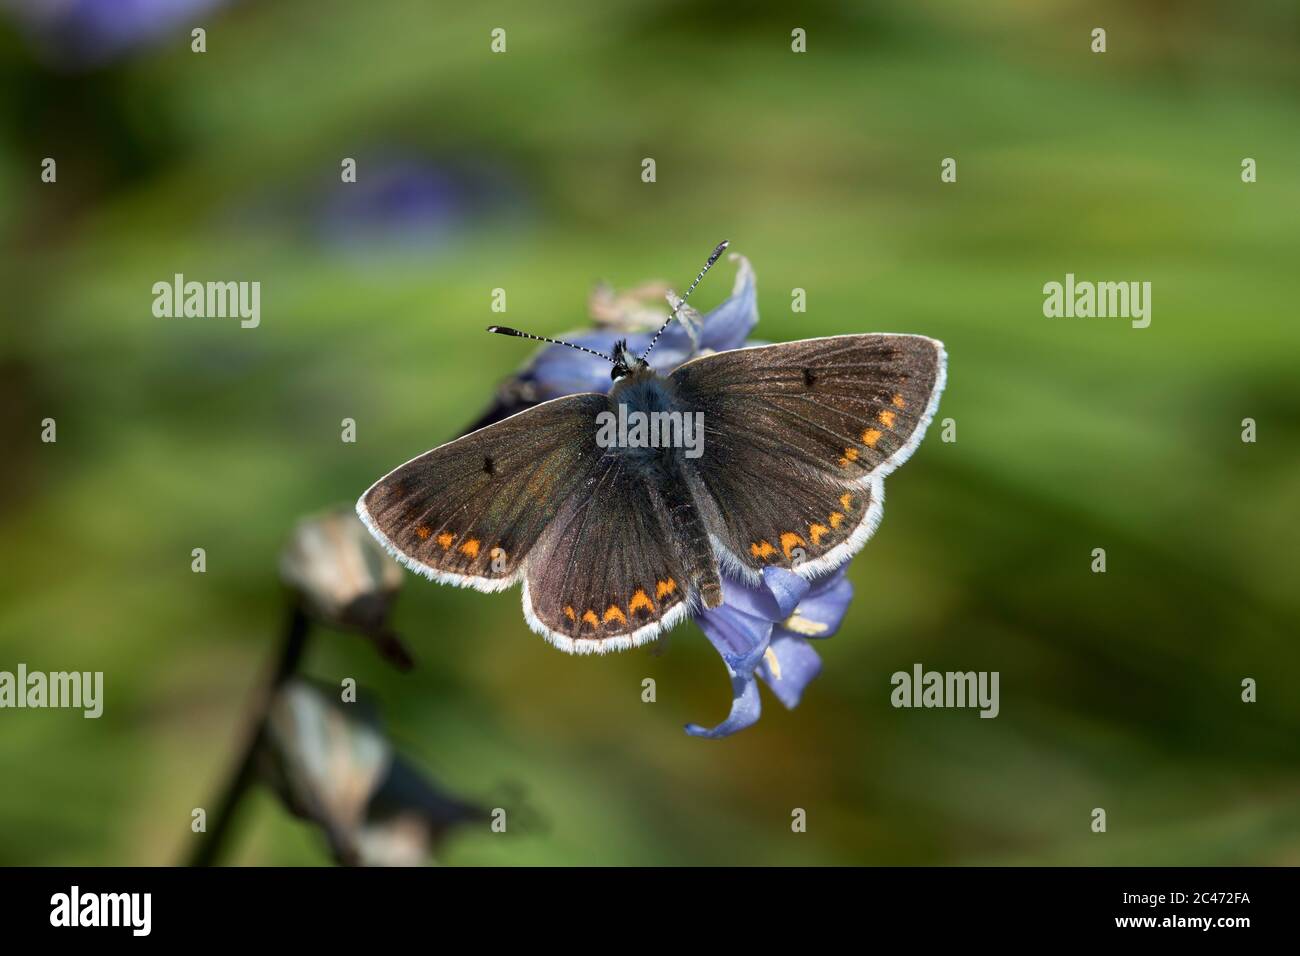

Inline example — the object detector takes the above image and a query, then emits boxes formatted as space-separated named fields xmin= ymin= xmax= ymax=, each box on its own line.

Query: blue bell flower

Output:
xmin=687 ymin=566 xmax=852 ymax=738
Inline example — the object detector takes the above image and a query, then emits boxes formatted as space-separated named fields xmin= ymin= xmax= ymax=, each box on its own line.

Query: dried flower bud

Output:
xmin=260 ymin=680 xmax=484 ymax=866
xmin=280 ymin=507 xmax=412 ymax=668
xmin=260 ymin=680 xmax=392 ymax=865
xmin=588 ymin=279 xmax=672 ymax=331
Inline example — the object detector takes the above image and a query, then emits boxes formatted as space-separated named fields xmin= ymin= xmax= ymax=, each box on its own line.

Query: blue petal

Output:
xmin=698 ymin=254 xmax=758 ymax=352
xmin=757 ymin=635 xmax=823 ymax=709
xmin=524 ymin=328 xmax=691 ymax=401
xmin=688 ymin=595 xmax=780 ymax=739
xmin=696 ymin=604 xmax=773 ymax=675
xmin=761 ymin=567 xmax=810 ymax=619
xmin=713 ymin=567 xmax=808 ymax=623
xmin=777 ymin=569 xmax=853 ymax=640
xmin=526 ymin=344 xmax=614 ymax=399
xmin=684 ymin=669 xmax=762 ymax=739
xmin=687 ymin=564 xmax=842 ymax=737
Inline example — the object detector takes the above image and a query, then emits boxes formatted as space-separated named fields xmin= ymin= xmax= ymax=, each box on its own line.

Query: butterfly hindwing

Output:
xmin=670 ymin=334 xmax=945 ymax=580
xmin=522 ymin=452 xmax=693 ymax=654
xmin=360 ymin=390 xmax=696 ymax=652
xmin=357 ymin=394 xmax=607 ymax=591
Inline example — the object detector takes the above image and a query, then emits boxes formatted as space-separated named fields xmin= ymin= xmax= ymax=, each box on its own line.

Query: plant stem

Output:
xmin=188 ymin=603 xmax=310 ymax=866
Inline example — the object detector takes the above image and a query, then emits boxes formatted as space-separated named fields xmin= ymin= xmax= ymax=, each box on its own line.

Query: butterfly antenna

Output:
xmin=640 ymin=239 xmax=729 ymax=362
xmin=486 ymin=325 xmax=614 ymax=363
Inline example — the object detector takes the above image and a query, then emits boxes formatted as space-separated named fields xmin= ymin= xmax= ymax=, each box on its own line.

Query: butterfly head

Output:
xmin=486 ymin=239 xmax=729 ymax=383
xmin=610 ymin=339 xmax=649 ymax=381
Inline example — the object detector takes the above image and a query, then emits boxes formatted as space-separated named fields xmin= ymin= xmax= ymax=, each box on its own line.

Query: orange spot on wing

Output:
xmin=751 ymin=540 xmax=776 ymax=560
xmin=892 ymin=393 xmax=907 ymax=409
xmin=629 ymin=589 xmax=654 ymax=614
xmin=581 ymin=610 xmax=599 ymax=628
xmin=459 ymin=538 xmax=480 ymax=558
xmin=655 ymin=579 xmax=677 ymax=600
xmin=838 ymin=447 xmax=859 ymax=468
xmin=840 ymin=493 xmax=854 ymax=511
xmin=603 ymin=605 xmax=627 ymax=625
xmin=809 ymin=523 xmax=829 ymax=545
xmin=564 ymin=606 xmax=576 ymax=622
xmin=436 ymin=532 xmax=454 ymax=549
xmin=878 ymin=409 xmax=896 ymax=428
xmin=416 ymin=526 xmax=431 ymax=540
xmin=780 ymin=532 xmax=806 ymax=559
xmin=829 ymin=511 xmax=844 ymax=529
xmin=862 ymin=428 xmax=883 ymax=448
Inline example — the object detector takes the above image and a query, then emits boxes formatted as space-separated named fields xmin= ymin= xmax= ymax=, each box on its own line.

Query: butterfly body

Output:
xmin=359 ymin=333 xmax=946 ymax=655
xmin=606 ymin=363 xmax=684 ymax=467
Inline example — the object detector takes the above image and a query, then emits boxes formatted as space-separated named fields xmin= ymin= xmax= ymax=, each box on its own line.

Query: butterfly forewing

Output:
xmin=671 ymin=334 xmax=945 ymax=579
xmin=357 ymin=394 xmax=607 ymax=590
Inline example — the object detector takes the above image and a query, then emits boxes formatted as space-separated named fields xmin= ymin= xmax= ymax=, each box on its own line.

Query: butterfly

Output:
xmin=357 ymin=242 xmax=946 ymax=654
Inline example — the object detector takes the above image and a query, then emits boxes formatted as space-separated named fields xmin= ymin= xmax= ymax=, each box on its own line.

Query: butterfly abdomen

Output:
xmin=679 ymin=507 xmax=723 ymax=608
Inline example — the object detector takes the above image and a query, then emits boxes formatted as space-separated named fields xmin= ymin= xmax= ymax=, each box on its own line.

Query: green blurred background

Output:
xmin=1 ymin=0 xmax=1298 ymax=865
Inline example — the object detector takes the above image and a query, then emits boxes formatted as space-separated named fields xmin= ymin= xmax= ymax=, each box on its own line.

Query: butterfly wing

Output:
xmin=356 ymin=394 xmax=609 ymax=592
xmin=521 ymin=452 xmax=692 ymax=654
xmin=669 ymin=333 xmax=946 ymax=581
xmin=359 ymin=392 xmax=693 ymax=654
